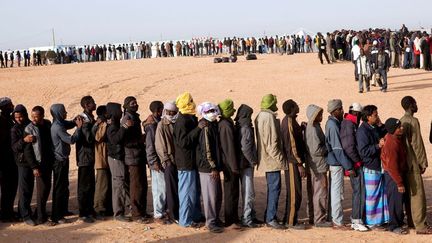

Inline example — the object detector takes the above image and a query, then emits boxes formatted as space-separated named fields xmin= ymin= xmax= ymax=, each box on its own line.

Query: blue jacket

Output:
xmin=325 ymin=116 xmax=352 ymax=170
xmin=356 ymin=122 xmax=385 ymax=171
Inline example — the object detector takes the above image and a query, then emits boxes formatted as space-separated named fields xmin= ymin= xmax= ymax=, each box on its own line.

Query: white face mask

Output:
xmin=203 ymin=112 xmax=218 ymax=122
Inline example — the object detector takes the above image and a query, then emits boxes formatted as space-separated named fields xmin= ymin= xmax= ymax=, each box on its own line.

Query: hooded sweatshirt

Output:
xmin=305 ymin=105 xmax=328 ymax=174
xmin=234 ymin=104 xmax=257 ymax=169
xmin=340 ymin=113 xmax=361 ymax=166
xmin=50 ymin=104 xmax=81 ymax=162
xmin=11 ymin=105 xmax=35 ymax=168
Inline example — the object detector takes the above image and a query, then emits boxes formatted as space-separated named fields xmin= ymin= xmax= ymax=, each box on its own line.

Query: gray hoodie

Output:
xmin=305 ymin=105 xmax=328 ymax=174
xmin=50 ymin=104 xmax=81 ymax=161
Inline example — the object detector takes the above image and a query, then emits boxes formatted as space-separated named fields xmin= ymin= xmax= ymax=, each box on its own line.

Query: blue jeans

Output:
xmin=241 ymin=167 xmax=256 ymax=224
xmin=330 ymin=166 xmax=344 ymax=225
xmin=404 ymin=52 xmax=412 ymax=68
xmin=265 ymin=171 xmax=281 ymax=223
xmin=151 ymin=170 xmax=166 ymax=218
xmin=178 ymin=170 xmax=202 ymax=227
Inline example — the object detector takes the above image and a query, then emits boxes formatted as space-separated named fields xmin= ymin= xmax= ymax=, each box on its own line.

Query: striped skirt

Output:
xmin=363 ymin=168 xmax=389 ymax=226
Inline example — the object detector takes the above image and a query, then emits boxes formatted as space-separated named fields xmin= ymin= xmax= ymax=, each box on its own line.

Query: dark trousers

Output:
xmin=128 ymin=164 xmax=147 ymax=218
xmin=94 ymin=168 xmax=113 ymax=215
xmin=51 ymin=160 xmax=69 ymax=222
xmin=18 ymin=166 xmax=34 ymax=220
xmin=319 ymin=50 xmax=330 ymax=64
xmin=350 ymin=167 xmax=365 ymax=222
xmin=283 ymin=163 xmax=302 ymax=225
xmin=265 ymin=171 xmax=281 ymax=223
xmin=78 ymin=166 xmax=95 ymax=217
xmin=36 ymin=164 xmax=52 ymax=223
xmin=0 ymin=162 xmax=18 ymax=220
xmin=223 ymin=166 xmax=240 ymax=226
xmin=164 ymin=162 xmax=179 ymax=221
xmin=384 ymin=172 xmax=405 ymax=231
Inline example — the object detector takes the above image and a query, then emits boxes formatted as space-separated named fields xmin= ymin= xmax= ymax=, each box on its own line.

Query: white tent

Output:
xmin=290 ymin=27 xmax=316 ymax=38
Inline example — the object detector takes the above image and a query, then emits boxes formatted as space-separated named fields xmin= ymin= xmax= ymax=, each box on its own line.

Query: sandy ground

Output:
xmin=1 ymin=53 xmax=432 ymax=243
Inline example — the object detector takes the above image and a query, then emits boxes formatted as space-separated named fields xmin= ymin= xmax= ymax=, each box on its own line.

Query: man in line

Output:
xmin=0 ymin=97 xmax=18 ymax=222
xmin=234 ymin=104 xmax=260 ymax=228
xmin=50 ymin=104 xmax=83 ymax=224
xmin=174 ymin=92 xmax=205 ymax=228
xmin=304 ymin=104 xmax=332 ymax=228
xmin=325 ymin=99 xmax=353 ymax=230
xmin=144 ymin=101 xmax=170 ymax=224
xmin=122 ymin=97 xmax=149 ymax=223
xmin=381 ymin=118 xmax=409 ymax=235
xmin=76 ymin=96 xmax=97 ymax=223
xmin=11 ymin=105 xmax=36 ymax=226
xmin=255 ymin=94 xmax=287 ymax=230
xmin=340 ymin=103 xmax=369 ymax=232
xmin=281 ymin=100 xmax=307 ymax=230
xmin=155 ymin=101 xmax=179 ymax=223
xmin=25 ymin=106 xmax=55 ymax=225
xmin=218 ymin=99 xmax=240 ymax=228
xmin=400 ymin=96 xmax=432 ymax=234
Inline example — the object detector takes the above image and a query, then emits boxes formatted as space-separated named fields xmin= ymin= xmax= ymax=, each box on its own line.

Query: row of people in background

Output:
xmin=0 ymin=34 xmax=315 ymax=67
xmin=1 ymin=93 xmax=432 ymax=235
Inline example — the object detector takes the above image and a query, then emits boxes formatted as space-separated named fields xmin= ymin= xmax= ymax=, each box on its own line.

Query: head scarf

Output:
xmin=261 ymin=94 xmax=278 ymax=111
xmin=218 ymin=99 xmax=236 ymax=118
xmin=176 ymin=92 xmax=196 ymax=115
xmin=162 ymin=101 xmax=179 ymax=123
xmin=197 ymin=102 xmax=220 ymax=122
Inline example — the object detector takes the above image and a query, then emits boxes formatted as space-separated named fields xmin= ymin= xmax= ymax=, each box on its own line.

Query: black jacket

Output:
xmin=196 ymin=120 xmax=221 ymax=173
xmin=218 ymin=117 xmax=239 ymax=174
xmin=173 ymin=113 xmax=201 ymax=171
xmin=106 ymin=103 xmax=127 ymax=160
xmin=76 ymin=111 xmax=95 ymax=167
xmin=26 ymin=120 xmax=54 ymax=168
xmin=122 ymin=111 xmax=146 ymax=166
xmin=356 ymin=122 xmax=386 ymax=171
xmin=0 ymin=113 xmax=14 ymax=172
xmin=11 ymin=121 xmax=38 ymax=168
xmin=340 ymin=115 xmax=361 ymax=163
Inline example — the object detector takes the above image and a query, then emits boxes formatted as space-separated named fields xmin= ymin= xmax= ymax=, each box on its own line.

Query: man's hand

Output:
xmin=348 ymin=169 xmax=357 ymax=177
xmin=153 ymin=162 xmax=162 ymax=172
xmin=23 ymin=135 xmax=35 ymax=143
xmin=210 ymin=169 xmax=219 ymax=180
xmin=33 ymin=168 xmax=41 ymax=177
xmin=379 ymin=138 xmax=385 ymax=148
xmin=298 ymin=164 xmax=306 ymax=178
xmin=125 ymin=118 xmax=134 ymax=128
xmin=95 ymin=118 xmax=102 ymax=125
xmin=198 ymin=119 xmax=208 ymax=129
xmin=397 ymin=186 xmax=405 ymax=193
xmin=75 ymin=116 xmax=83 ymax=128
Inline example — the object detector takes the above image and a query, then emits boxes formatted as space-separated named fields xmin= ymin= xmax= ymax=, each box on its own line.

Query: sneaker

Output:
xmin=57 ymin=218 xmax=71 ymax=224
xmin=80 ymin=216 xmax=95 ymax=223
xmin=134 ymin=217 xmax=151 ymax=224
xmin=243 ymin=222 xmax=260 ymax=228
xmin=209 ymin=226 xmax=224 ymax=233
xmin=351 ymin=223 xmax=369 ymax=232
xmin=24 ymin=219 xmax=36 ymax=226
xmin=266 ymin=220 xmax=286 ymax=230
xmin=332 ymin=223 xmax=351 ymax=231
xmin=315 ymin=222 xmax=333 ymax=228
xmin=286 ymin=223 xmax=307 ymax=230
xmin=114 ymin=215 xmax=132 ymax=222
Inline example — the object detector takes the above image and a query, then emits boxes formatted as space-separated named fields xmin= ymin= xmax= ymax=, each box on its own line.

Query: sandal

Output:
xmin=392 ymin=227 xmax=408 ymax=235
xmin=416 ymin=228 xmax=432 ymax=235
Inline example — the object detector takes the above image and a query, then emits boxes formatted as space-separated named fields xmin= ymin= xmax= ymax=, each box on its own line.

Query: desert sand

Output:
xmin=0 ymin=53 xmax=432 ymax=243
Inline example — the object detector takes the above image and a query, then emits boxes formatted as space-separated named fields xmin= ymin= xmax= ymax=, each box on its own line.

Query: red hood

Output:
xmin=344 ymin=113 xmax=358 ymax=124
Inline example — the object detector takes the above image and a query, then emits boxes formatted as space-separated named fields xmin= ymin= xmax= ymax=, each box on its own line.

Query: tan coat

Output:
xmin=255 ymin=109 xmax=287 ymax=172
xmin=400 ymin=112 xmax=428 ymax=173
xmin=94 ymin=122 xmax=108 ymax=169
xmin=155 ymin=117 xmax=175 ymax=168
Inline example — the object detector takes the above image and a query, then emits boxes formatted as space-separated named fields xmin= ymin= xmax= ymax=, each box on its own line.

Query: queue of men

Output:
xmin=0 ymin=93 xmax=431 ymax=235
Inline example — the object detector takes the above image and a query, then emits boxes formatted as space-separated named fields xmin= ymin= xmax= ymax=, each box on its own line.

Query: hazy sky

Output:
xmin=1 ymin=0 xmax=431 ymax=50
